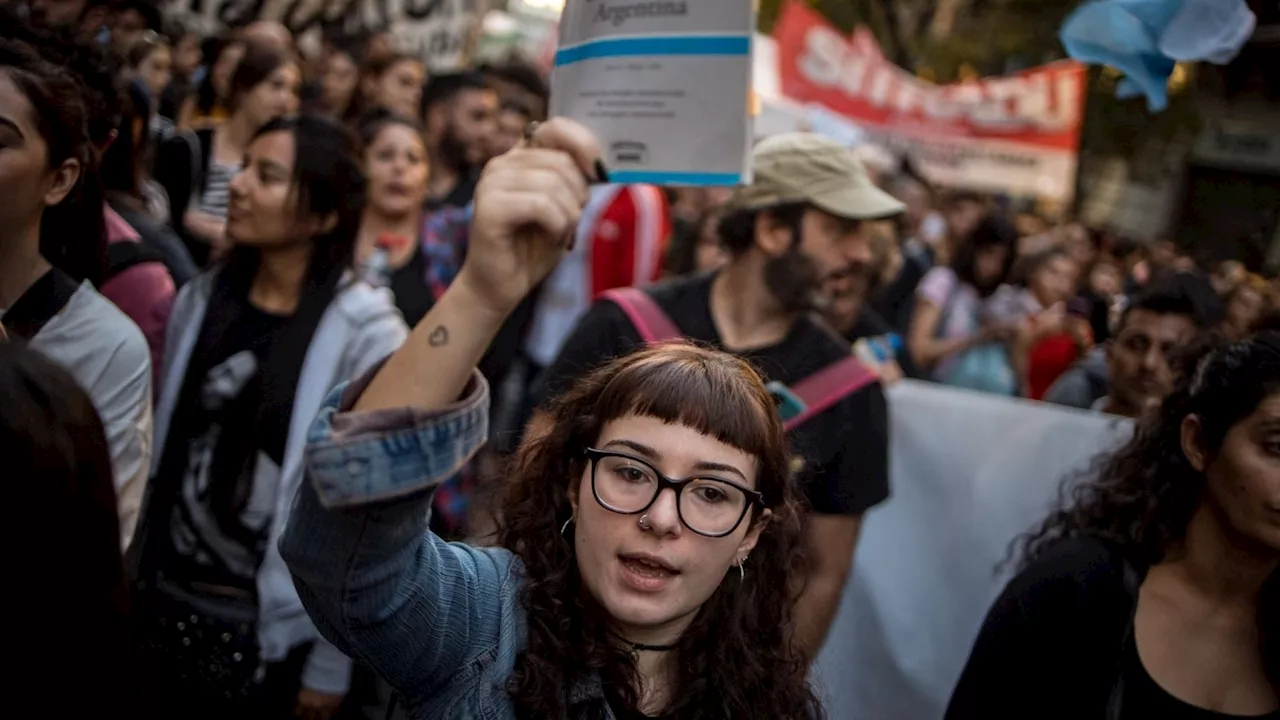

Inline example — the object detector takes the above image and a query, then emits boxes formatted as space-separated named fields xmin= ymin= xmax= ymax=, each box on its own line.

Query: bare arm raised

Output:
xmin=354 ymin=119 xmax=601 ymax=414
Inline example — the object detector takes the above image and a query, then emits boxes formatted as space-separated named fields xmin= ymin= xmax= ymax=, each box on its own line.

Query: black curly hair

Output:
xmin=497 ymin=342 xmax=822 ymax=720
xmin=1018 ymin=330 xmax=1280 ymax=683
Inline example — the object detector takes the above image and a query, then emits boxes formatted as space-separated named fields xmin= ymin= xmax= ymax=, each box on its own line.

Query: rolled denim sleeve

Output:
xmin=282 ymin=368 xmax=523 ymax=707
xmin=304 ymin=365 xmax=490 ymax=508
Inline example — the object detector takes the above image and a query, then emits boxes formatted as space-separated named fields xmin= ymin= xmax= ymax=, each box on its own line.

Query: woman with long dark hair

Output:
xmin=132 ymin=115 xmax=408 ymax=719
xmin=1 ymin=342 xmax=133 ymax=715
xmin=100 ymin=79 xmax=198 ymax=284
xmin=948 ymin=332 xmax=1280 ymax=719
xmin=354 ymin=111 xmax=432 ymax=323
xmin=175 ymin=36 xmax=242 ymax=129
xmin=0 ymin=37 xmax=152 ymax=551
xmin=282 ymin=118 xmax=823 ymax=719
xmin=356 ymin=51 xmax=426 ymax=123
xmin=315 ymin=38 xmax=362 ymax=122
xmin=157 ymin=42 xmax=300 ymax=266
xmin=157 ymin=20 xmax=203 ymax=122
xmin=986 ymin=247 xmax=1087 ymax=399
xmin=908 ymin=213 xmax=1020 ymax=394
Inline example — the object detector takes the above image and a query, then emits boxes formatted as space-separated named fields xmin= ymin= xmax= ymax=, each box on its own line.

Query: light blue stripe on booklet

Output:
xmin=609 ymin=170 xmax=744 ymax=186
xmin=555 ymin=35 xmax=750 ymax=67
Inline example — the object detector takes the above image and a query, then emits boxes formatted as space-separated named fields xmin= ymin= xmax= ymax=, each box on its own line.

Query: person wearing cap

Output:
xmin=533 ymin=132 xmax=906 ymax=660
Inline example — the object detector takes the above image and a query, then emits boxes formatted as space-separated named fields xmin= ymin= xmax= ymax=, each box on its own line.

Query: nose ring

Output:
xmin=638 ymin=514 xmax=652 ymax=530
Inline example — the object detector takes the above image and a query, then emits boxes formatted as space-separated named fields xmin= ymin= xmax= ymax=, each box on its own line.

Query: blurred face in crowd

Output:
xmin=1029 ymin=254 xmax=1079 ymax=308
xmin=364 ymin=122 xmax=429 ymax=219
xmin=1089 ymin=260 xmax=1122 ymax=298
xmin=1107 ymin=309 xmax=1198 ymax=417
xmin=367 ymin=58 xmax=425 ymax=121
xmin=134 ymin=43 xmax=173 ymax=99
xmin=824 ymin=219 xmax=898 ymax=332
xmin=1060 ymin=223 xmax=1095 ymax=267
xmin=489 ymin=105 xmax=528 ymax=158
xmin=1151 ymin=240 xmax=1177 ymax=269
xmin=890 ymin=178 xmax=929 ymax=232
xmin=762 ymin=207 xmax=875 ymax=313
xmin=1014 ymin=213 xmax=1047 ymax=239
xmin=366 ymin=31 xmax=394 ymax=61
xmin=29 ymin=0 xmax=98 ymax=33
xmin=226 ymin=129 xmax=328 ymax=249
xmin=1226 ymin=284 xmax=1266 ymax=337
xmin=946 ymin=198 xmax=984 ymax=245
xmin=1184 ymin=393 xmax=1280 ymax=554
xmin=570 ymin=415 xmax=766 ymax=636
xmin=439 ymin=87 xmax=498 ymax=168
xmin=695 ymin=210 xmax=728 ymax=274
xmin=210 ymin=42 xmax=245 ymax=104
xmin=972 ymin=245 xmax=1011 ymax=295
xmin=173 ymin=34 xmax=202 ymax=78
xmin=1212 ymin=260 xmax=1246 ymax=296
xmin=320 ymin=50 xmax=359 ymax=117
xmin=235 ymin=61 xmax=301 ymax=131
xmin=112 ymin=7 xmax=150 ymax=50
xmin=0 ymin=71 xmax=81 ymax=266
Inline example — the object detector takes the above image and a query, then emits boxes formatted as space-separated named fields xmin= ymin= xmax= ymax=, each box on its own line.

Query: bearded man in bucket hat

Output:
xmin=531 ymin=133 xmax=905 ymax=660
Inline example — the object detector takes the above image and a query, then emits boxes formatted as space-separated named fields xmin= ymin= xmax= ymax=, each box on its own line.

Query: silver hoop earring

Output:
xmin=638 ymin=514 xmax=652 ymax=530
xmin=738 ymin=557 xmax=746 ymax=581
xmin=560 ymin=517 xmax=573 ymax=537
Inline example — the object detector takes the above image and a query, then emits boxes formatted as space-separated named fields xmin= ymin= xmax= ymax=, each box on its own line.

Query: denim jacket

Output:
xmin=281 ymin=368 xmax=618 ymax=719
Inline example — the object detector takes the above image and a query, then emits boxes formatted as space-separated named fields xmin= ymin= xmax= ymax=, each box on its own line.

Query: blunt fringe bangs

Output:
xmin=588 ymin=345 xmax=781 ymax=486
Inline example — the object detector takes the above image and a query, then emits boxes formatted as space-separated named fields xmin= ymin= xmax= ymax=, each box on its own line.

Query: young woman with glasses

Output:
xmin=282 ymin=118 xmax=823 ymax=720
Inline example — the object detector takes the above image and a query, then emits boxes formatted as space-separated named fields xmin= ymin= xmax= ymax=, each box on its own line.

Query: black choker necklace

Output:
xmin=630 ymin=641 xmax=677 ymax=652
xmin=611 ymin=633 xmax=678 ymax=652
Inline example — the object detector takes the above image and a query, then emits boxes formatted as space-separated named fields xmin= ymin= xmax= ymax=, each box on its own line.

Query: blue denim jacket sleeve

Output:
xmin=281 ymin=367 xmax=524 ymax=707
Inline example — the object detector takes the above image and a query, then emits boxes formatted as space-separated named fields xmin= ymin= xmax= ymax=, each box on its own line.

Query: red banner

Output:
xmin=771 ymin=1 xmax=1085 ymax=198
xmin=773 ymin=1 xmax=1084 ymax=149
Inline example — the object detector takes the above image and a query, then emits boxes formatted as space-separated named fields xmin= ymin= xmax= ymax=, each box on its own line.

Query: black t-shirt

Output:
xmin=1122 ymin=638 xmax=1278 ymax=719
xmin=425 ymin=172 xmax=479 ymax=213
xmin=872 ymin=245 xmax=931 ymax=334
xmin=163 ymin=298 xmax=292 ymax=591
xmin=946 ymin=537 xmax=1279 ymax=720
xmin=389 ymin=242 xmax=435 ymax=327
xmin=540 ymin=272 xmax=890 ymax=517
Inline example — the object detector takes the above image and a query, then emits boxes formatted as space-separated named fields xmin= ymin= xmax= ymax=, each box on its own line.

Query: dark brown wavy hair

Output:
xmin=1017 ymin=330 xmax=1280 ymax=683
xmin=497 ymin=342 xmax=822 ymax=719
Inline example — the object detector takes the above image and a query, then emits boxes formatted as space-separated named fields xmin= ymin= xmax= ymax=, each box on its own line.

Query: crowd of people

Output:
xmin=0 ymin=1 xmax=1276 ymax=719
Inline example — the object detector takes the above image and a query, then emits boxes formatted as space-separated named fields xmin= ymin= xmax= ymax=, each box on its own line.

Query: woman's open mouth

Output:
xmin=617 ymin=553 xmax=680 ymax=593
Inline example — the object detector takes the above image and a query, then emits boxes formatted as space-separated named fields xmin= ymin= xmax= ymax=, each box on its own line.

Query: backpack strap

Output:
xmin=599 ymin=287 xmax=682 ymax=343
xmin=1 ymin=268 xmax=80 ymax=342
xmin=783 ymin=355 xmax=879 ymax=432
xmin=106 ymin=242 xmax=169 ymax=282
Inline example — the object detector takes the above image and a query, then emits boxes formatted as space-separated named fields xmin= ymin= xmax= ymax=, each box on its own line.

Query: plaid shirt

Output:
xmin=419 ymin=206 xmax=478 ymax=537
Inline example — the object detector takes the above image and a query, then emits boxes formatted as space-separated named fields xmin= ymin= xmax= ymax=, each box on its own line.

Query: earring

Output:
xmin=738 ymin=556 xmax=747 ymax=581
xmin=560 ymin=517 xmax=573 ymax=537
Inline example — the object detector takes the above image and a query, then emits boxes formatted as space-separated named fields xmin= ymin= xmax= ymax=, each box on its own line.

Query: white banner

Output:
xmin=168 ymin=0 xmax=476 ymax=69
xmin=811 ymin=381 xmax=1134 ymax=719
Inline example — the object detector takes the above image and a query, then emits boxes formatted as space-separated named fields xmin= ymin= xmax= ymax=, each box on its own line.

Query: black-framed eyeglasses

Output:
xmin=584 ymin=448 xmax=765 ymax=538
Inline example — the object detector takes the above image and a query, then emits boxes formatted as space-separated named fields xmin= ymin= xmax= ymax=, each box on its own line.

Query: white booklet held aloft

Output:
xmin=550 ymin=0 xmax=755 ymax=186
